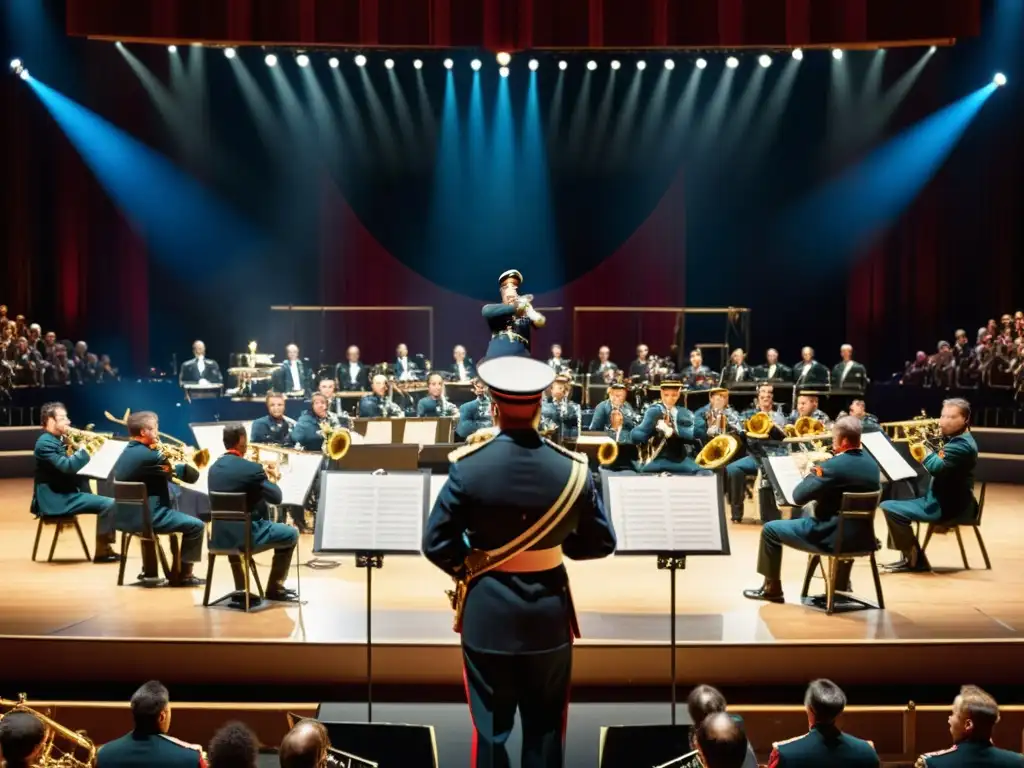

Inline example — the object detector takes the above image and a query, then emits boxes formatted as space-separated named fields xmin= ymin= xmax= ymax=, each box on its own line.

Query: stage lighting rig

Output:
xmin=414 ymin=59 xmax=423 ymax=70
xmin=610 ymin=59 xmax=621 ymax=70
xmin=444 ymin=58 xmax=454 ymax=69
xmin=558 ymin=60 xmax=567 ymax=71
xmin=696 ymin=58 xmax=707 ymax=70
xmin=329 ymin=57 xmax=340 ymax=69
xmin=499 ymin=66 xmax=510 ymax=78
xmin=265 ymin=53 xmax=278 ymax=67
xmin=384 ymin=58 xmax=394 ymax=69
xmin=496 ymin=52 xmax=511 ymax=67
xmin=994 ymin=72 xmax=1007 ymax=86
xmin=355 ymin=54 xmax=367 ymax=67
xmin=167 ymin=45 xmax=177 ymax=53
xmin=587 ymin=60 xmax=597 ymax=71
xmin=636 ymin=60 xmax=646 ymax=71
xmin=471 ymin=59 xmax=482 ymax=71
xmin=529 ymin=59 xmax=539 ymax=71
xmin=224 ymin=47 xmax=237 ymax=59
xmin=664 ymin=59 xmax=675 ymax=70
xmin=792 ymin=48 xmax=803 ymax=60
xmin=759 ymin=54 xmax=772 ymax=68
xmin=296 ymin=53 xmax=310 ymax=67
xmin=726 ymin=56 xmax=739 ymax=69
xmin=832 ymin=48 xmax=843 ymax=60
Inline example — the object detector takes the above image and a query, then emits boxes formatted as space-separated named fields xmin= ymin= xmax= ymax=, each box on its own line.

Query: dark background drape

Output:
xmin=2 ymin=0 xmax=1021 ymax=383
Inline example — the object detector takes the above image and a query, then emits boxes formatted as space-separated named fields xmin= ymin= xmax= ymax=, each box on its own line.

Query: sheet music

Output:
xmin=861 ymin=431 xmax=918 ymax=482
xmin=575 ymin=435 xmax=613 ymax=445
xmin=363 ymin=420 xmax=394 ymax=445
xmin=76 ymin=439 xmax=128 ymax=479
xmin=429 ymin=474 xmax=448 ymax=508
xmin=190 ymin=422 xmax=254 ymax=462
xmin=765 ymin=455 xmax=804 ymax=506
xmin=403 ymin=419 xmax=437 ymax=446
xmin=317 ymin=472 xmax=426 ymax=553
xmin=271 ymin=453 xmax=322 ymax=506
xmin=606 ymin=474 xmax=724 ymax=554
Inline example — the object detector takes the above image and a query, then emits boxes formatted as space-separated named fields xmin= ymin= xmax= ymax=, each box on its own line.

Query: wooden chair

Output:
xmin=203 ymin=491 xmax=265 ymax=612
xmin=921 ymin=482 xmax=991 ymax=570
xmin=801 ymin=490 xmax=885 ymax=616
xmin=113 ymin=481 xmax=179 ymax=586
xmin=31 ymin=516 xmax=91 ymax=562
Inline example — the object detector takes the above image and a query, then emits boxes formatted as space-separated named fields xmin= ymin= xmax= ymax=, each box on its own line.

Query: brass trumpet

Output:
xmin=155 ymin=441 xmax=211 ymax=471
xmin=1 ymin=693 xmax=97 ymax=767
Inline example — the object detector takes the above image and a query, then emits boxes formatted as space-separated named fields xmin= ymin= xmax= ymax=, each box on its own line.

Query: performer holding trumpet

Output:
xmin=112 ymin=411 xmax=206 ymax=586
xmin=482 ymin=269 xmax=545 ymax=358
xmin=417 ymin=372 xmax=461 ymax=418
xmin=207 ymin=425 xmax=299 ymax=603
xmin=631 ymin=377 xmax=702 ymax=474
xmin=31 ymin=401 xmax=118 ymax=562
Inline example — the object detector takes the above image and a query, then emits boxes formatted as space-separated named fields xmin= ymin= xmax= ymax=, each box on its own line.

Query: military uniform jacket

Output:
xmin=483 ymin=303 xmax=533 ymax=357
xmin=768 ymin=723 xmax=879 ymax=767
xmin=112 ymin=441 xmax=199 ymax=521
xmin=792 ymin=360 xmax=830 ymax=387
xmin=423 ymin=430 xmax=616 ymax=653
xmin=790 ymin=448 xmax=881 ymax=551
xmin=97 ymin=730 xmax=205 ymax=768
xmin=680 ymin=364 xmax=714 ymax=389
xmin=692 ymin=404 xmax=742 ymax=443
xmin=273 ymin=360 xmax=309 ymax=394
xmin=207 ymin=452 xmax=283 ymax=550
xmin=179 ymin=357 xmax=223 ymax=385
xmin=753 ymin=362 xmax=793 ymax=382
xmin=417 ymin=396 xmax=459 ymax=418
xmin=915 ymin=738 xmax=1024 ymax=767
xmin=541 ymin=398 xmax=581 ymax=439
xmin=457 ymin=396 xmax=492 ymax=440
xmin=921 ymin=431 xmax=978 ymax=521
xmin=832 ymin=360 xmax=868 ymax=390
xmin=358 ymin=393 xmax=403 ymax=418
xmin=336 ymin=361 xmax=370 ymax=391
xmin=631 ymin=403 xmax=696 ymax=462
xmin=32 ymin=432 xmax=90 ymax=517
xmin=290 ymin=412 xmax=330 ymax=451
xmin=590 ymin=399 xmax=639 ymax=431
xmin=720 ymin=362 xmax=753 ymax=385
xmin=250 ymin=415 xmax=293 ymax=446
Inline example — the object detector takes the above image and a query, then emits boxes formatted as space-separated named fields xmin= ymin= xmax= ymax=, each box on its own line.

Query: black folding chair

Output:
xmin=203 ymin=491 xmax=265 ymax=612
xmin=921 ymin=482 xmax=991 ymax=570
xmin=113 ymin=481 xmax=179 ymax=586
xmin=801 ymin=490 xmax=884 ymax=615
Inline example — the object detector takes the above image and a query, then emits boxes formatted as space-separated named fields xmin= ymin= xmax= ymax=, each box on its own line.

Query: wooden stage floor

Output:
xmin=3 ymin=478 xmax=1024 ymax=689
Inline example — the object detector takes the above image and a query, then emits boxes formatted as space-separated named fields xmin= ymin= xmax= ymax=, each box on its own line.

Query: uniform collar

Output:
xmin=226 ymin=449 xmax=243 ymax=457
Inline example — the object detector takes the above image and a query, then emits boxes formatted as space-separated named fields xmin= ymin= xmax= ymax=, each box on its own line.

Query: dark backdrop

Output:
xmin=1 ymin=0 xmax=1021 ymax=380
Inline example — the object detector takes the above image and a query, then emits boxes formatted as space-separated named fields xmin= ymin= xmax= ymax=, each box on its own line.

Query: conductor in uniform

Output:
xmin=880 ymin=398 xmax=978 ymax=574
xmin=423 ymin=356 xmax=616 ymax=768
xmin=482 ymin=269 xmax=546 ymax=358
xmin=207 ymin=425 xmax=299 ymax=602
xmin=743 ymin=416 xmax=880 ymax=603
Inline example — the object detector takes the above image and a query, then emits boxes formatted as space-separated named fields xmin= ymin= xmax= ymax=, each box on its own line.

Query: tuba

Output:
xmin=695 ymin=434 xmax=740 ymax=469
xmin=1 ymin=694 xmax=97 ymax=767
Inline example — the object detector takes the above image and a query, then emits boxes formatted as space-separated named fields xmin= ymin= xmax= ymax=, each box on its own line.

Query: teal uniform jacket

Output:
xmin=889 ymin=432 xmax=978 ymax=522
xmin=768 ymin=723 xmax=879 ymax=767
xmin=482 ymin=303 xmax=533 ymax=357
xmin=457 ymin=396 xmax=493 ymax=440
xmin=789 ymin=448 xmax=881 ymax=551
xmin=860 ymin=414 xmax=882 ymax=434
xmin=541 ymin=398 xmax=581 ymax=440
xmin=250 ymin=415 xmax=293 ymax=446
xmin=631 ymin=403 xmax=699 ymax=473
xmin=97 ymin=731 xmax=205 ymax=768
xmin=916 ymin=738 xmax=1024 ymax=767
xmin=423 ymin=430 xmax=616 ymax=653
xmin=31 ymin=432 xmax=110 ymax=517
xmin=590 ymin=400 xmax=639 ymax=431
xmin=692 ymin=404 xmax=742 ymax=443
xmin=207 ymin=452 xmax=297 ymax=552
xmin=417 ymin=396 xmax=459 ymax=418
xmin=290 ymin=412 xmax=325 ymax=451
xmin=111 ymin=441 xmax=199 ymax=529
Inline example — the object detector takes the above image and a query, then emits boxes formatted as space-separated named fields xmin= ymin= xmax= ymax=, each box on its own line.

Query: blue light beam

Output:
xmin=27 ymin=78 xmax=263 ymax=269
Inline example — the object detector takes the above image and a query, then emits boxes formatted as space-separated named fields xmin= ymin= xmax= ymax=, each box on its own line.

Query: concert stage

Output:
xmin=3 ymin=478 xmax=1024 ymax=696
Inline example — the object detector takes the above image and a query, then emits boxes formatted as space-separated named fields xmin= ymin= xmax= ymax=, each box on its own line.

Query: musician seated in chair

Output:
xmin=743 ymin=416 xmax=881 ymax=603
xmin=178 ymin=339 xmax=223 ymax=387
xmin=753 ymin=348 xmax=792 ymax=382
xmin=793 ymin=346 xmax=830 ymax=387
xmin=112 ymin=411 xmax=206 ymax=587
xmin=541 ymin=374 xmax=581 ymax=440
xmin=694 ymin=388 xmax=742 ymax=443
xmin=681 ymin=349 xmax=715 ymax=390
xmin=631 ymin=377 xmax=702 ymax=475
xmin=417 ymin=372 xmax=460 ymax=418
xmin=832 ymin=344 xmax=867 ymax=391
xmin=720 ymin=348 xmax=752 ymax=387
xmin=588 ymin=346 xmax=619 ymax=381
xmin=788 ymin=393 xmax=833 ymax=428
xmin=291 ymin=393 xmax=347 ymax=452
xmin=880 ymin=398 xmax=977 ymax=574
xmin=456 ymin=378 xmax=493 ymax=441
xmin=32 ymin=401 xmax=118 ymax=562
xmin=727 ymin=385 xmax=788 ymax=523
xmin=316 ymin=377 xmax=352 ymax=423
xmin=590 ymin=381 xmax=639 ymax=431
xmin=846 ymin=399 xmax=881 ymax=434
xmin=208 ymin=424 xmax=299 ymax=603
xmin=448 ymin=344 xmax=477 ymax=383
xmin=336 ymin=345 xmax=370 ymax=391
xmin=358 ymin=374 xmax=405 ymax=418
xmin=250 ymin=392 xmax=295 ymax=446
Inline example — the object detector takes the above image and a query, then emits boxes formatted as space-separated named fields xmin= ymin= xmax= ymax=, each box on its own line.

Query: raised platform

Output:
xmin=3 ymin=478 xmax=1024 ymax=697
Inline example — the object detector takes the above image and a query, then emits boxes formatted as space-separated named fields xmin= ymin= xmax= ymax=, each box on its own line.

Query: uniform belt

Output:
xmin=493 ymin=546 xmax=562 ymax=573
xmin=491 ymin=331 xmax=530 ymax=346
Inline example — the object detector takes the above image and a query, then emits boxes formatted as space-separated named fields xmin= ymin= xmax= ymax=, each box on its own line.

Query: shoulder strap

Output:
xmin=464 ymin=458 xmax=588 ymax=582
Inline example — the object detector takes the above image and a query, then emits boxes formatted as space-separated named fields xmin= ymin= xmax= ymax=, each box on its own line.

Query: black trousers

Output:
xmin=462 ymin=644 xmax=572 ymax=768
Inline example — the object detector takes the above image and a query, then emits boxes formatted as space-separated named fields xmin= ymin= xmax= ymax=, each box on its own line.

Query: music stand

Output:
xmin=599 ymin=470 xmax=730 ymax=725
xmin=314 ymin=470 xmax=430 ymax=723
xmin=335 ymin=444 xmax=420 ymax=472
xmin=418 ymin=443 xmax=458 ymax=474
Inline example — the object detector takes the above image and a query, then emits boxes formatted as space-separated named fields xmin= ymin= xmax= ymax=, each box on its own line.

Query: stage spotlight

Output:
xmin=832 ymin=48 xmax=843 ymax=60
xmin=529 ymin=59 xmax=539 ymax=71
xmin=329 ymin=57 xmax=340 ymax=69
xmin=384 ymin=58 xmax=394 ymax=69
xmin=496 ymin=51 xmax=511 ymax=67
xmin=444 ymin=58 xmax=454 ymax=69
xmin=413 ymin=59 xmax=423 ymax=70
xmin=19 ymin=69 xmax=29 ymax=80
xmin=471 ymin=59 xmax=481 ymax=71
xmin=167 ymin=45 xmax=177 ymax=53
xmin=499 ymin=66 xmax=509 ymax=78
xmin=610 ymin=59 xmax=621 ymax=70
xmin=792 ymin=48 xmax=803 ymax=61
xmin=726 ymin=56 xmax=739 ymax=69
xmin=558 ymin=60 xmax=567 ymax=71
xmin=224 ymin=47 xmax=236 ymax=60
xmin=664 ymin=59 xmax=675 ymax=70
xmin=759 ymin=54 xmax=772 ymax=68
xmin=10 ymin=58 xmax=22 ymax=71
xmin=587 ymin=60 xmax=597 ymax=71
xmin=296 ymin=53 xmax=309 ymax=67
xmin=355 ymin=54 xmax=367 ymax=67
xmin=265 ymin=53 xmax=278 ymax=67
xmin=637 ymin=60 xmax=646 ymax=71
xmin=929 ymin=45 xmax=937 ymax=54
xmin=696 ymin=58 xmax=707 ymax=70
xmin=994 ymin=72 xmax=1007 ymax=86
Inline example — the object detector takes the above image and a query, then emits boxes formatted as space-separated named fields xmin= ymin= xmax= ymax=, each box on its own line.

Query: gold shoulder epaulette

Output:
xmin=772 ymin=732 xmax=810 ymax=749
xmin=447 ymin=439 xmax=493 ymax=463
xmin=916 ymin=744 xmax=958 ymax=766
xmin=158 ymin=734 xmax=203 ymax=753
xmin=542 ymin=437 xmax=587 ymax=465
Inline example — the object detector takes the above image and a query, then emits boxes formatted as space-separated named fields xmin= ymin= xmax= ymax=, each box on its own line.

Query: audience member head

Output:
xmin=695 ymin=712 xmax=748 ymax=768
xmin=940 ymin=398 xmax=971 ymax=437
xmin=805 ymin=678 xmax=846 ymax=728
xmin=44 ymin=330 xmax=56 ymax=346
xmin=127 ymin=411 xmax=159 ymax=444
xmin=208 ymin=721 xmax=259 ymax=768
xmin=949 ymin=685 xmax=1000 ymax=742
xmin=223 ymin=424 xmax=248 ymax=453
xmin=687 ymin=684 xmax=728 ymax=740
xmin=0 ymin=711 xmax=47 ymax=768
xmin=40 ymin=401 xmax=70 ymax=435
xmin=266 ymin=392 xmax=286 ymax=418
xmin=279 ymin=718 xmax=329 ymax=768
xmin=130 ymin=680 xmax=171 ymax=734
xmin=831 ymin=416 xmax=863 ymax=454
xmin=74 ymin=341 xmax=87 ymax=358
xmin=27 ymin=323 xmax=40 ymax=341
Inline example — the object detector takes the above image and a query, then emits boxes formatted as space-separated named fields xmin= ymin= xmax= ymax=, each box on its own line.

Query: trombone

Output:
xmin=880 ymin=413 xmax=944 ymax=462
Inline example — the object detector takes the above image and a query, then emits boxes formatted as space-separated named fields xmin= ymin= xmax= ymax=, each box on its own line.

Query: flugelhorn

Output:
xmin=518 ymin=294 xmax=546 ymax=327
xmin=1 ymin=693 xmax=97 ymax=768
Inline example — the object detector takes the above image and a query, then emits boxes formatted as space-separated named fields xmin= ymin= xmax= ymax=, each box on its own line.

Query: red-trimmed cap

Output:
xmin=477 ymin=356 xmax=555 ymax=410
